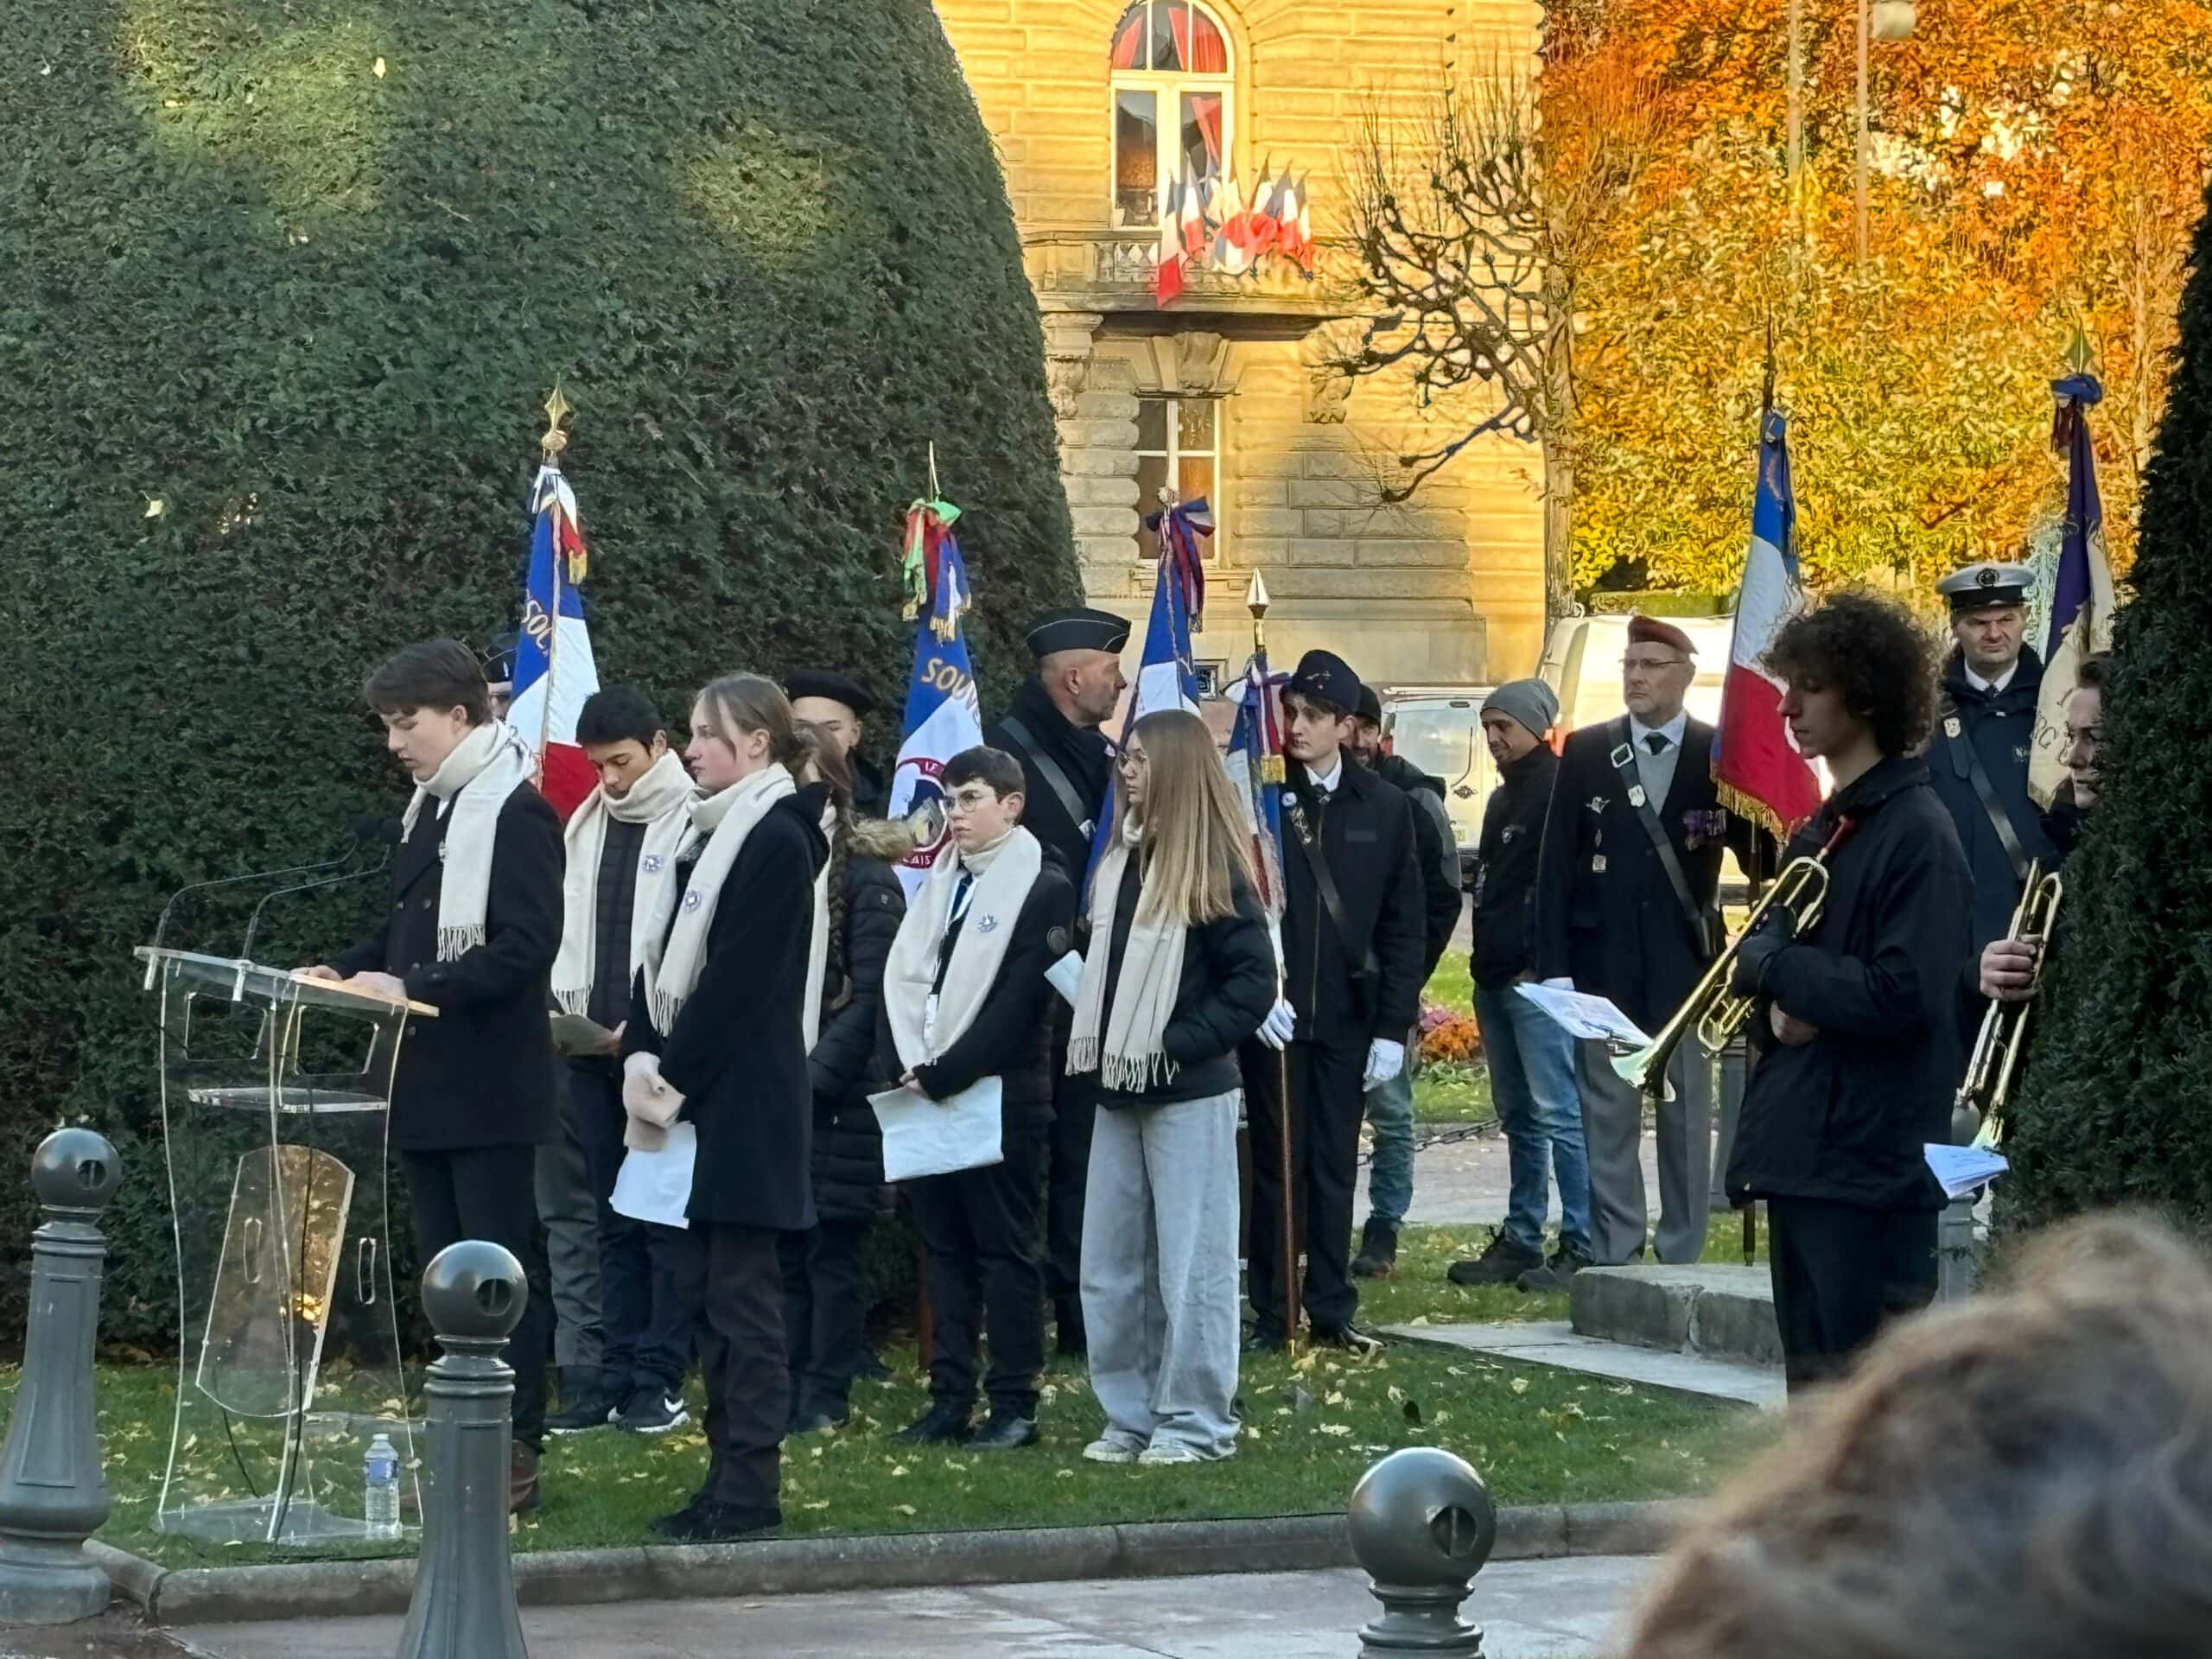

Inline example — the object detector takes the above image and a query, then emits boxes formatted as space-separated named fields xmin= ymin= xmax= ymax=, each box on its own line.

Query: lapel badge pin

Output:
xmin=642 ymin=854 xmax=665 ymax=874
xmin=1586 ymin=795 xmax=1607 ymax=815
xmin=1592 ymin=854 xmax=1609 ymax=874
xmin=682 ymin=889 xmax=703 ymax=912
xmin=977 ymin=914 xmax=1001 ymax=935
xmin=1944 ymin=715 xmax=1962 ymax=739
xmin=1627 ymin=784 xmax=1648 ymax=810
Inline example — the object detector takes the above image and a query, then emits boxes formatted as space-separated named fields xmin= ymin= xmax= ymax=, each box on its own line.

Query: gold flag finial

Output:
xmin=541 ymin=383 xmax=572 ymax=459
xmin=2062 ymin=323 xmax=2095 ymax=378
xmin=1244 ymin=570 xmax=1271 ymax=619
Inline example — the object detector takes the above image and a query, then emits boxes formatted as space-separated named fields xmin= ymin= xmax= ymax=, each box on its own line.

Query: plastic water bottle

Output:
xmin=364 ymin=1433 xmax=402 ymax=1539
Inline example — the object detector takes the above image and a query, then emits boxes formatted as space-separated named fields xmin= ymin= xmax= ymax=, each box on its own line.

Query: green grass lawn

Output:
xmin=7 ymin=1223 xmax=1763 ymax=1568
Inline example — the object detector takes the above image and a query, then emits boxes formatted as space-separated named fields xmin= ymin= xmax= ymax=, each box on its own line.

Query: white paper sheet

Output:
xmin=610 ymin=1123 xmax=696 ymax=1230
xmin=1924 ymin=1142 xmax=2009 ymax=1199
xmin=870 ymin=1078 xmax=1004 ymax=1182
xmin=1515 ymin=982 xmax=1655 ymax=1048
xmin=1046 ymin=950 xmax=1085 ymax=1010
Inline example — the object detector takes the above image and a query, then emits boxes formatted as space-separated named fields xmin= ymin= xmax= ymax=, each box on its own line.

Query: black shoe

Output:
xmin=970 ymin=1410 xmax=1039 ymax=1451
xmin=617 ymin=1384 xmax=690 ymax=1434
xmin=545 ymin=1373 xmax=622 ymax=1435
xmin=655 ymin=1498 xmax=782 ymax=1544
xmin=646 ymin=1492 xmax=713 ymax=1539
xmin=1242 ymin=1327 xmax=1288 ymax=1355
xmin=1517 ymin=1249 xmax=1594 ymax=1293
xmin=1351 ymin=1219 xmax=1400 ymax=1280
xmin=1446 ymin=1230 xmax=1545 ymax=1287
xmin=1312 ymin=1322 xmax=1386 ymax=1355
xmin=892 ymin=1402 xmax=975 ymax=1444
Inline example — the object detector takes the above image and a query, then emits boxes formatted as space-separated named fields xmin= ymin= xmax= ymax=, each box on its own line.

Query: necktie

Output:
xmin=950 ymin=873 xmax=976 ymax=926
xmin=1645 ymin=733 xmax=1669 ymax=756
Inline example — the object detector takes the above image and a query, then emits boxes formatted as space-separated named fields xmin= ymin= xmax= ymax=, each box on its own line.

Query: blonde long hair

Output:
xmin=1117 ymin=709 xmax=1255 ymax=927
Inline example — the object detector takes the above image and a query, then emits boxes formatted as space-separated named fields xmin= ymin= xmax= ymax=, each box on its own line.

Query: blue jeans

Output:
xmin=1363 ymin=1058 xmax=1416 ymax=1230
xmin=1474 ymin=985 xmax=1592 ymax=1259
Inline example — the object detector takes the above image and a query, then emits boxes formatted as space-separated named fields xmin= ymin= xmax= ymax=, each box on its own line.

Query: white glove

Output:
xmin=1257 ymin=998 xmax=1296 ymax=1051
xmin=621 ymin=1052 xmax=684 ymax=1125
xmin=1364 ymin=1038 xmax=1407 ymax=1086
xmin=1541 ymin=977 xmax=1575 ymax=992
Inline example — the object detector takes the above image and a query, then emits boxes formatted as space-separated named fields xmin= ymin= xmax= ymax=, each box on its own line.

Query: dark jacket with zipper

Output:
xmin=1727 ymin=756 xmax=1972 ymax=1212
xmin=875 ymin=856 xmax=1077 ymax=1119
xmin=334 ymin=779 xmax=563 ymax=1152
xmin=1929 ymin=647 xmax=2056 ymax=950
xmin=1370 ymin=751 xmax=1463 ymax=978
xmin=1080 ymin=860 xmax=1276 ymax=1110
xmin=621 ymin=794 xmax=829 ymax=1230
xmin=807 ymin=827 xmax=907 ymax=1225
xmin=984 ymin=677 xmax=1112 ymax=888
xmin=1470 ymin=744 xmax=1558 ymax=991
xmin=1281 ymin=759 xmax=1427 ymax=1046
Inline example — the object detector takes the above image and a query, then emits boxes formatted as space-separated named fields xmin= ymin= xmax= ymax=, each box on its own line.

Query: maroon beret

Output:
xmin=1626 ymin=614 xmax=1696 ymax=655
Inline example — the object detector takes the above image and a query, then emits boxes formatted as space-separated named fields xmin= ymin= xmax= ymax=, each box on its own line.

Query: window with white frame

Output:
xmin=1134 ymin=395 xmax=1223 ymax=563
xmin=1109 ymin=2 xmax=1232 ymax=229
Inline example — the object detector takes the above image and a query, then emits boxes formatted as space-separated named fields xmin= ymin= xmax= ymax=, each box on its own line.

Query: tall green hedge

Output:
xmin=0 ymin=0 xmax=1077 ymax=1344
xmin=2006 ymin=178 xmax=2212 ymax=1235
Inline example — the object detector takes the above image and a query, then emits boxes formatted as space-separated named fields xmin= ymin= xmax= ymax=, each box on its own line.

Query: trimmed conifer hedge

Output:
xmin=0 ymin=0 xmax=1077 ymax=1343
xmin=2006 ymin=178 xmax=2212 ymax=1236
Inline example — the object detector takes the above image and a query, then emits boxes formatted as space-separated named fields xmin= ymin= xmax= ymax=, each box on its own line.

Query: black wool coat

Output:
xmin=1281 ymin=760 xmax=1427 ymax=1046
xmin=1727 ymin=757 xmax=1973 ymax=1212
xmin=622 ymin=796 xmax=829 ymax=1230
xmin=1534 ymin=715 xmax=1726 ymax=1033
xmin=876 ymin=860 xmax=1077 ymax=1120
xmin=984 ymin=677 xmax=1112 ymax=887
xmin=1928 ymin=648 xmax=2057 ymax=950
xmin=334 ymin=781 xmax=563 ymax=1153
xmin=807 ymin=836 xmax=906 ymax=1225
xmin=1080 ymin=861 xmax=1277 ymax=1110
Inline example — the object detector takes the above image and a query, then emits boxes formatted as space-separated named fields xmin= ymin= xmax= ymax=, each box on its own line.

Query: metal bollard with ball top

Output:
xmin=0 ymin=1128 xmax=122 ymax=1624
xmin=1348 ymin=1446 xmax=1498 ymax=1656
xmin=397 ymin=1241 xmax=531 ymax=1659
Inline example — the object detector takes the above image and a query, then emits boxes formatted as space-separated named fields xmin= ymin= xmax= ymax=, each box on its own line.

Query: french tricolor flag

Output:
xmin=507 ymin=462 xmax=600 ymax=821
xmin=1715 ymin=409 xmax=1821 ymax=838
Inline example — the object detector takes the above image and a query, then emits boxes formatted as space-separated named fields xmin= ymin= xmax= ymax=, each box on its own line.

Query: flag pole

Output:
xmin=535 ymin=384 xmax=572 ymax=787
xmin=1247 ymin=569 xmax=1298 ymax=1355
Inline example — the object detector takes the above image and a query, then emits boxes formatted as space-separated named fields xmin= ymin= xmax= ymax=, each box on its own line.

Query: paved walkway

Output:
xmin=1363 ymin=1124 xmax=1669 ymax=1231
xmin=167 ymin=1556 xmax=1652 ymax=1658
xmin=1391 ymin=1319 xmax=1785 ymax=1409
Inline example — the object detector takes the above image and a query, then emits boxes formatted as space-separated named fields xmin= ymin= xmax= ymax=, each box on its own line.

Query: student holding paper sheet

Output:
xmin=1067 ymin=709 xmax=1274 ymax=1465
xmin=620 ymin=675 xmax=830 ymax=1541
xmin=1721 ymin=595 xmax=1972 ymax=1394
xmin=880 ymin=746 xmax=1076 ymax=1452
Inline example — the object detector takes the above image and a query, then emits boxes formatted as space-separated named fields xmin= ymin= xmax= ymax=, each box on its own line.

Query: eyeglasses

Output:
xmin=1621 ymin=655 xmax=1688 ymax=673
xmin=946 ymin=788 xmax=1000 ymax=811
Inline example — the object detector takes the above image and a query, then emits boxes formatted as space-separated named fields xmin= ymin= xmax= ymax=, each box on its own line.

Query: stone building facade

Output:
xmin=933 ymin=0 xmax=1548 ymax=687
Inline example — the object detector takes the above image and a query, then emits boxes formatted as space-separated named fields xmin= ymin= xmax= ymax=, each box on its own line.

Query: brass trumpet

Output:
xmin=1611 ymin=819 xmax=1859 ymax=1103
xmin=1955 ymin=861 xmax=2064 ymax=1149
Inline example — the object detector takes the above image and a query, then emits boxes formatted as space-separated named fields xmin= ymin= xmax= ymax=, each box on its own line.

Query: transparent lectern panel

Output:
xmin=144 ymin=950 xmax=423 ymax=1546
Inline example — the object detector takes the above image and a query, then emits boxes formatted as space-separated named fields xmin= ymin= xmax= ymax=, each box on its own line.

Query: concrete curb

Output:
xmin=93 ymin=1500 xmax=1691 ymax=1625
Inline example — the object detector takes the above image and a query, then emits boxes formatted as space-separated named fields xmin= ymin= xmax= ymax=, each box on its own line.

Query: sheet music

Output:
xmin=1515 ymin=982 xmax=1655 ymax=1048
xmin=870 ymin=1078 xmax=1004 ymax=1182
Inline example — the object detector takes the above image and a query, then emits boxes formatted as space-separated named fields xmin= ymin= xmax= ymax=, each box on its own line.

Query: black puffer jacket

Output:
xmin=1080 ymin=859 xmax=1276 ymax=1109
xmin=808 ymin=823 xmax=908 ymax=1224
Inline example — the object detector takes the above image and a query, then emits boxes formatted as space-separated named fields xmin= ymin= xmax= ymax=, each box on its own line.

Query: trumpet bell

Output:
xmin=1607 ymin=1042 xmax=1679 ymax=1103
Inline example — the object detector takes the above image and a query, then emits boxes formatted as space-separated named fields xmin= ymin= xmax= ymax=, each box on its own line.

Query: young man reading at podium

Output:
xmin=303 ymin=639 xmax=564 ymax=1514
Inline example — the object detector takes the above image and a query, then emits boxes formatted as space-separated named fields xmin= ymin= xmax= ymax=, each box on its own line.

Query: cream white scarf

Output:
xmin=802 ymin=798 xmax=835 ymax=1053
xmin=1068 ymin=821 xmax=1188 ymax=1091
xmin=639 ymin=763 xmax=795 ymax=1032
xmin=401 ymin=720 xmax=532 ymax=962
xmin=883 ymin=827 xmax=1043 ymax=1070
xmin=551 ymin=749 xmax=697 ymax=1016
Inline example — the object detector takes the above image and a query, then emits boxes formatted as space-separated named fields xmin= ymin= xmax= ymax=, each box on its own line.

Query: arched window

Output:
xmin=1109 ymin=2 xmax=1232 ymax=229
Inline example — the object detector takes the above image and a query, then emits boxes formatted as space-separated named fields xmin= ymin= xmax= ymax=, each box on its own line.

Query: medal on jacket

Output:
xmin=1944 ymin=715 xmax=1962 ymax=739
xmin=1592 ymin=855 xmax=1608 ymax=873
xmin=1627 ymin=785 xmax=1647 ymax=809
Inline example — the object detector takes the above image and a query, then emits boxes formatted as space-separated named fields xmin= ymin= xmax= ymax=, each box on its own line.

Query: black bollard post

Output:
xmin=1347 ymin=1446 xmax=1497 ymax=1657
xmin=397 ymin=1242 xmax=531 ymax=1659
xmin=0 ymin=1128 xmax=121 ymax=1624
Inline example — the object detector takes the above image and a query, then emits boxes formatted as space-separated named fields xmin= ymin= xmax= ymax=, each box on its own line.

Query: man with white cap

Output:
xmin=1447 ymin=677 xmax=1594 ymax=1292
xmin=1930 ymin=562 xmax=2056 ymax=950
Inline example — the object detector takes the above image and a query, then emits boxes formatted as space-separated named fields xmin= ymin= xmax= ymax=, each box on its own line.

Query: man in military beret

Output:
xmin=786 ymin=667 xmax=888 ymax=817
xmin=1529 ymin=614 xmax=1726 ymax=1273
xmin=983 ymin=606 xmax=1130 ymax=1355
xmin=1243 ymin=649 xmax=1425 ymax=1351
xmin=1930 ymin=563 xmax=2056 ymax=950
xmin=482 ymin=632 xmax=520 ymax=721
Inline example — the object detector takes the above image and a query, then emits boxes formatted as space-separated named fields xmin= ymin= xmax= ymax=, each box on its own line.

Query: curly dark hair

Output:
xmin=1764 ymin=591 xmax=1940 ymax=758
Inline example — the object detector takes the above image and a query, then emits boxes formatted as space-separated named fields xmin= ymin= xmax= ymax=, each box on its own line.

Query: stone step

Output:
xmin=1568 ymin=1265 xmax=1782 ymax=1370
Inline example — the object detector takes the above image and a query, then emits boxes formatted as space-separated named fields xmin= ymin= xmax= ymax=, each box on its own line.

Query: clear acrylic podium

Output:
xmin=135 ymin=947 xmax=433 ymax=1546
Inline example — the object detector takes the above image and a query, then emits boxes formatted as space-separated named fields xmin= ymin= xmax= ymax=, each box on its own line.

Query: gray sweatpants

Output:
xmin=1573 ymin=1038 xmax=1713 ymax=1267
xmin=1080 ymin=1090 xmax=1242 ymax=1459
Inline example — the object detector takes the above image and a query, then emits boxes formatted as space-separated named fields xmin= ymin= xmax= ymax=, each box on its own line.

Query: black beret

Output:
xmin=1285 ymin=650 xmax=1362 ymax=717
xmin=784 ymin=667 xmax=877 ymax=720
xmin=1026 ymin=607 xmax=1132 ymax=659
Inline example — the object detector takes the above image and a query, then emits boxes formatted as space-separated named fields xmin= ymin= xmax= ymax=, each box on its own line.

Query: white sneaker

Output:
xmin=1082 ymin=1435 xmax=1143 ymax=1465
xmin=1137 ymin=1440 xmax=1217 ymax=1466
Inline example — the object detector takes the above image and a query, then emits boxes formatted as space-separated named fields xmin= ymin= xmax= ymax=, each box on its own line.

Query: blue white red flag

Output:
xmin=1086 ymin=541 xmax=1204 ymax=883
xmin=1714 ymin=409 xmax=1822 ymax=839
xmin=886 ymin=499 xmax=984 ymax=898
xmin=508 ymin=462 xmax=599 ymax=821
xmin=2031 ymin=372 xmax=2116 ymax=804
xmin=1225 ymin=651 xmax=1288 ymax=920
